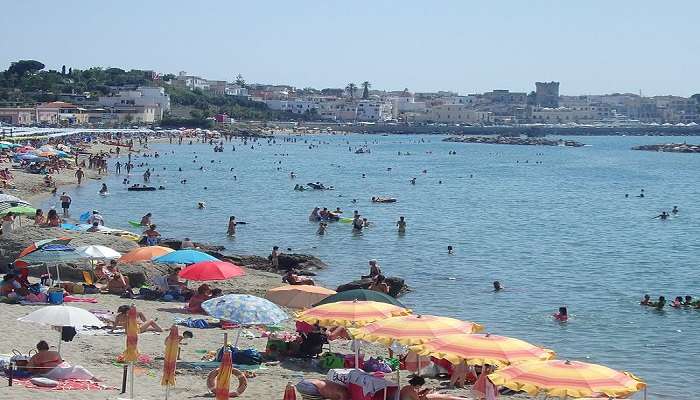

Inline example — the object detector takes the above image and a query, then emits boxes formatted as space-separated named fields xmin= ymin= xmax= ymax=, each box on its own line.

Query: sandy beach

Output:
xmin=0 ymin=138 xmax=487 ymax=400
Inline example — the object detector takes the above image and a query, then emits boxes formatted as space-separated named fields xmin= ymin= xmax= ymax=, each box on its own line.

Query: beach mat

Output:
xmin=13 ymin=377 xmax=117 ymax=391
xmin=177 ymin=361 xmax=262 ymax=371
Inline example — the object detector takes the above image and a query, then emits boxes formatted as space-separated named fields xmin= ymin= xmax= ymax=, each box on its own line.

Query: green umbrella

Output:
xmin=313 ymin=288 xmax=405 ymax=307
xmin=0 ymin=205 xmax=37 ymax=217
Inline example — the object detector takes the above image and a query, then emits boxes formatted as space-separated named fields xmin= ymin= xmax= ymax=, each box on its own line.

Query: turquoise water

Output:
xmin=44 ymin=134 xmax=700 ymax=399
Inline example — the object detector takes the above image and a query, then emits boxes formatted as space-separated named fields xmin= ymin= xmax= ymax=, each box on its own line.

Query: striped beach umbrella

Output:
xmin=488 ymin=359 xmax=646 ymax=399
xmin=215 ymin=350 xmax=233 ymax=400
xmin=161 ymin=325 xmax=179 ymax=391
xmin=409 ymin=333 xmax=555 ymax=367
xmin=296 ymin=300 xmax=411 ymax=328
xmin=349 ymin=314 xmax=483 ymax=346
xmin=119 ymin=246 xmax=173 ymax=263
xmin=266 ymin=285 xmax=337 ymax=309
xmin=122 ymin=306 xmax=140 ymax=362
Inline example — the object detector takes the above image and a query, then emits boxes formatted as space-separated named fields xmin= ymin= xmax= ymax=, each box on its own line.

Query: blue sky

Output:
xmin=1 ymin=1 xmax=697 ymax=96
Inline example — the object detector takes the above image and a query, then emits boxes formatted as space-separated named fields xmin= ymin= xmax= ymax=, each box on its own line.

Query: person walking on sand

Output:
xmin=227 ymin=216 xmax=237 ymax=236
xmin=60 ymin=192 xmax=72 ymax=217
xmin=396 ymin=216 xmax=406 ymax=233
xmin=75 ymin=168 xmax=85 ymax=185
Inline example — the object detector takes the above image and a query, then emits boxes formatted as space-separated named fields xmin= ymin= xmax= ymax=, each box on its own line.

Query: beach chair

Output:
xmin=153 ymin=275 xmax=181 ymax=293
xmin=82 ymin=271 xmax=94 ymax=285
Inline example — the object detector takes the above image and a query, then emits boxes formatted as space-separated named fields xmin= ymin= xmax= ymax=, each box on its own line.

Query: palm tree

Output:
xmin=345 ymin=83 xmax=357 ymax=99
xmin=361 ymin=81 xmax=371 ymax=99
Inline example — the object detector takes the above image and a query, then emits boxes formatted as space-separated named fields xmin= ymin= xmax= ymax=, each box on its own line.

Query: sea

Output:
xmin=42 ymin=134 xmax=700 ymax=399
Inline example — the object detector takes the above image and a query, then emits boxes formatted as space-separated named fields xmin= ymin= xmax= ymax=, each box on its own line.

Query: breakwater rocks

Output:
xmin=632 ymin=143 xmax=700 ymax=153
xmin=337 ymin=277 xmax=409 ymax=298
xmin=444 ymin=135 xmax=585 ymax=147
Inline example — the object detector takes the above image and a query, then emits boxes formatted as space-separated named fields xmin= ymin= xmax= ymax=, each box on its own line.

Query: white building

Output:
xmin=98 ymin=86 xmax=170 ymax=120
xmin=356 ymin=100 xmax=392 ymax=122
xmin=417 ymin=104 xmax=493 ymax=124
xmin=264 ymin=99 xmax=319 ymax=115
xmin=391 ymin=96 xmax=427 ymax=114
xmin=530 ymin=105 xmax=612 ymax=123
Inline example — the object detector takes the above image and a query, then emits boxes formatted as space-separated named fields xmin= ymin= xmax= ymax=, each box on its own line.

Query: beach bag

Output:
xmin=364 ymin=357 xmax=392 ymax=373
xmin=215 ymin=346 xmax=263 ymax=365
xmin=83 ymin=284 xmax=99 ymax=294
xmin=320 ymin=352 xmax=344 ymax=370
xmin=48 ymin=289 xmax=64 ymax=305
xmin=28 ymin=283 xmax=42 ymax=294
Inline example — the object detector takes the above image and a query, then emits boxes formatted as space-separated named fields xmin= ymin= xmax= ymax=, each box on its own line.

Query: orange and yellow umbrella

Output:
xmin=215 ymin=349 xmax=233 ymax=400
xmin=122 ymin=306 xmax=140 ymax=362
xmin=119 ymin=246 xmax=174 ymax=264
xmin=265 ymin=285 xmax=337 ymax=309
xmin=296 ymin=300 xmax=411 ymax=327
xmin=488 ymin=359 xmax=646 ymax=398
xmin=161 ymin=325 xmax=179 ymax=387
xmin=349 ymin=314 xmax=483 ymax=346
xmin=409 ymin=333 xmax=555 ymax=367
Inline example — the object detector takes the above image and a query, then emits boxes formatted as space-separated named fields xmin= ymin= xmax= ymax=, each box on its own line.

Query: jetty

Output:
xmin=631 ymin=143 xmax=700 ymax=153
xmin=443 ymin=135 xmax=585 ymax=147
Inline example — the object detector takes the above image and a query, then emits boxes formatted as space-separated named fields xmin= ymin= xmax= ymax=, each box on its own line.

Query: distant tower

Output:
xmin=535 ymin=81 xmax=560 ymax=107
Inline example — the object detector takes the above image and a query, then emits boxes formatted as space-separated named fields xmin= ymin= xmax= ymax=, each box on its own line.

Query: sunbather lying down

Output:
xmin=401 ymin=376 xmax=470 ymax=400
xmin=113 ymin=305 xmax=163 ymax=333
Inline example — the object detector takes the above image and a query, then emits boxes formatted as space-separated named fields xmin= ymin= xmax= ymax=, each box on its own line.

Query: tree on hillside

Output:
xmin=7 ymin=60 xmax=45 ymax=76
xmin=345 ymin=83 xmax=357 ymax=99
xmin=361 ymin=81 xmax=371 ymax=99
xmin=235 ymin=74 xmax=246 ymax=88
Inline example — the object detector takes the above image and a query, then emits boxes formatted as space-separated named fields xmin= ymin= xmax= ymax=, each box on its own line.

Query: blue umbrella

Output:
xmin=202 ymin=294 xmax=288 ymax=326
xmin=152 ymin=249 xmax=217 ymax=265
xmin=15 ymin=153 xmax=39 ymax=160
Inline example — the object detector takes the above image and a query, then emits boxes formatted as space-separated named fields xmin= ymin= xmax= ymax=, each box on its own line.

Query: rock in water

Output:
xmin=336 ymin=277 xmax=408 ymax=298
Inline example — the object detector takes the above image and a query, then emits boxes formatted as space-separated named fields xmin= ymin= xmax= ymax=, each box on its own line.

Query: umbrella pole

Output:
xmin=644 ymin=387 xmax=647 ymax=400
xmin=57 ymin=328 xmax=62 ymax=354
xmin=234 ymin=329 xmax=241 ymax=348
xmin=129 ymin=362 xmax=135 ymax=399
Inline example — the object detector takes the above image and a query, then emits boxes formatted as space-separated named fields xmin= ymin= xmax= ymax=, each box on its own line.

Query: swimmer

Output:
xmin=652 ymin=296 xmax=665 ymax=309
xmin=99 ymin=183 xmax=108 ymax=194
xmin=493 ymin=281 xmax=503 ymax=292
xmin=683 ymin=295 xmax=693 ymax=306
xmin=227 ymin=216 xmax=237 ymax=236
xmin=671 ymin=296 xmax=683 ymax=308
xmin=197 ymin=202 xmax=206 ymax=209
xmin=362 ymin=217 xmax=370 ymax=227
xmin=447 ymin=245 xmax=453 ymax=255
xmin=553 ymin=306 xmax=568 ymax=322
xmin=410 ymin=177 xmax=416 ymax=185
xmin=672 ymin=206 xmax=679 ymax=214
xmin=317 ymin=222 xmax=327 ymax=235
xmin=653 ymin=211 xmax=669 ymax=220
xmin=396 ymin=216 xmax=406 ymax=233
xmin=640 ymin=294 xmax=652 ymax=305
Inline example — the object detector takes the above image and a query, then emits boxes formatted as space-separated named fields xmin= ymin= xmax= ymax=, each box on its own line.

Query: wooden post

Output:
xmin=120 ymin=364 xmax=127 ymax=393
xmin=8 ymin=363 xmax=13 ymax=387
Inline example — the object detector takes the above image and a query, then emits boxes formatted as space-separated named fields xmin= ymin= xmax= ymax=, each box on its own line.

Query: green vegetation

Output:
xmin=0 ymin=59 xmax=321 ymax=124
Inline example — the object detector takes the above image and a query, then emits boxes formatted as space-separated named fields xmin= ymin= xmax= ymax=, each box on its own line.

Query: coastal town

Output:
xmin=1 ymin=61 xmax=699 ymax=133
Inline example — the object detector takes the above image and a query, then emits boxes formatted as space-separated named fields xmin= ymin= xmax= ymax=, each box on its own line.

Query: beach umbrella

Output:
xmin=313 ymin=288 xmax=404 ymax=307
xmin=0 ymin=194 xmax=28 ymax=203
xmin=161 ymin=325 xmax=179 ymax=397
xmin=202 ymin=294 xmax=288 ymax=326
xmin=0 ymin=205 xmax=36 ymax=217
xmin=349 ymin=314 xmax=484 ymax=346
xmin=18 ymin=237 xmax=72 ymax=258
xmin=296 ymin=300 xmax=411 ymax=328
xmin=215 ymin=349 xmax=233 ymax=400
xmin=122 ymin=306 xmax=140 ymax=399
xmin=266 ymin=285 xmax=337 ymax=309
xmin=75 ymin=245 xmax=121 ymax=260
xmin=18 ymin=305 xmax=104 ymax=353
xmin=17 ymin=245 xmax=82 ymax=284
xmin=153 ymin=249 xmax=217 ymax=265
xmin=178 ymin=260 xmax=245 ymax=281
xmin=409 ymin=333 xmax=555 ymax=367
xmin=119 ymin=245 xmax=174 ymax=263
xmin=488 ymin=359 xmax=647 ymax=399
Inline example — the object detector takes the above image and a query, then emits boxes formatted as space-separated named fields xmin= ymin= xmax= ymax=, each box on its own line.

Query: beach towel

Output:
xmin=14 ymin=377 xmax=114 ymax=391
xmin=43 ymin=362 xmax=95 ymax=381
xmin=63 ymin=296 xmax=98 ymax=303
xmin=174 ymin=317 xmax=215 ymax=329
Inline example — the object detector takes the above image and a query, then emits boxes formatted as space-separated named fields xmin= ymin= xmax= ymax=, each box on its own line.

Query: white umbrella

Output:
xmin=75 ymin=245 xmax=121 ymax=260
xmin=18 ymin=305 xmax=105 ymax=352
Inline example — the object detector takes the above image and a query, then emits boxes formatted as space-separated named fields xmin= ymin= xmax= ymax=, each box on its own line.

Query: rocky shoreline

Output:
xmin=631 ymin=143 xmax=700 ymax=153
xmin=443 ymin=135 xmax=585 ymax=147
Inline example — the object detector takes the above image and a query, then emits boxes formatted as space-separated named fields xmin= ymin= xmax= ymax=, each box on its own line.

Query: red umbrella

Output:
xmin=178 ymin=261 xmax=245 ymax=281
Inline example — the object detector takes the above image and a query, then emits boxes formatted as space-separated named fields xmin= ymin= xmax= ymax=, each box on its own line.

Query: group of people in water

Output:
xmin=641 ymin=294 xmax=700 ymax=309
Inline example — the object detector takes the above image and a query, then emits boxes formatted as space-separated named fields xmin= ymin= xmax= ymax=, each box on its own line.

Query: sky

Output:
xmin=1 ymin=0 xmax=698 ymax=97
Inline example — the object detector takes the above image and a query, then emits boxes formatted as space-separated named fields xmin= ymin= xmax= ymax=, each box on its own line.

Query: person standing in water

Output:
xmin=99 ymin=183 xmax=108 ymax=195
xmin=396 ymin=216 xmax=406 ymax=233
xmin=271 ymin=246 xmax=280 ymax=268
xmin=59 ymin=192 xmax=72 ymax=217
xmin=227 ymin=216 xmax=237 ymax=236
xmin=75 ymin=168 xmax=85 ymax=185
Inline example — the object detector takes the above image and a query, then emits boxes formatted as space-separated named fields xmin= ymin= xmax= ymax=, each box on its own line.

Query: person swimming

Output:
xmin=553 ymin=306 xmax=568 ymax=322
xmin=99 ymin=183 xmax=108 ymax=194
xmin=671 ymin=296 xmax=683 ymax=308
xmin=683 ymin=295 xmax=693 ymax=306
xmin=672 ymin=206 xmax=679 ymax=214
xmin=654 ymin=211 xmax=669 ymax=220
xmin=640 ymin=294 xmax=652 ymax=305
xmin=493 ymin=281 xmax=503 ymax=292
xmin=447 ymin=245 xmax=453 ymax=254
xmin=652 ymin=296 xmax=666 ymax=309
xmin=197 ymin=202 xmax=206 ymax=209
